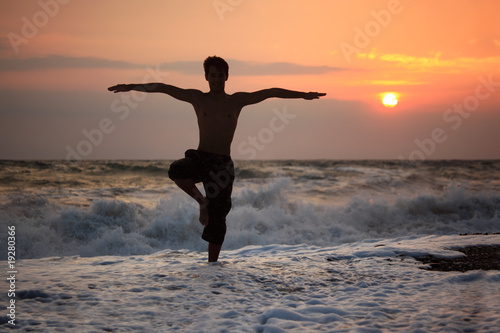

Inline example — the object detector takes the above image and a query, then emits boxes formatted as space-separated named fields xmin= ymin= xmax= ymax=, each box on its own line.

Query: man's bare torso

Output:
xmin=192 ymin=92 xmax=242 ymax=156
xmin=108 ymin=64 xmax=324 ymax=157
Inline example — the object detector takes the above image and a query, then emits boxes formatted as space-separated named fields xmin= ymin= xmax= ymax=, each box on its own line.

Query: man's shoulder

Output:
xmin=228 ymin=91 xmax=252 ymax=100
xmin=186 ymin=89 xmax=206 ymax=102
xmin=189 ymin=89 xmax=205 ymax=96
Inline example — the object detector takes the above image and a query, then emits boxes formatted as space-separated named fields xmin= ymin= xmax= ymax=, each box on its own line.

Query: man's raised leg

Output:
xmin=173 ymin=178 xmax=209 ymax=226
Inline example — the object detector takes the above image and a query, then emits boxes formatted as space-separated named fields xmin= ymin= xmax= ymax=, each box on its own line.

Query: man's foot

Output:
xmin=199 ymin=199 xmax=209 ymax=226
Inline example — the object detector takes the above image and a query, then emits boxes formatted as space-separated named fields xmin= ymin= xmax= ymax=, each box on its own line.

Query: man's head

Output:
xmin=204 ymin=56 xmax=229 ymax=92
xmin=204 ymin=56 xmax=229 ymax=78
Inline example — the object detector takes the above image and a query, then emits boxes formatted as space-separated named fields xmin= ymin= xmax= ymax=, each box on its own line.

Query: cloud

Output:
xmin=0 ymin=55 xmax=344 ymax=76
xmin=360 ymin=80 xmax=426 ymax=86
xmin=231 ymin=60 xmax=344 ymax=76
xmin=0 ymin=55 xmax=143 ymax=71
xmin=358 ymin=51 xmax=500 ymax=73
xmin=162 ymin=59 xmax=344 ymax=76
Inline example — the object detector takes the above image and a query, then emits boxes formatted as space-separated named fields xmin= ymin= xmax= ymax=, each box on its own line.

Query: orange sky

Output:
xmin=1 ymin=0 xmax=499 ymax=160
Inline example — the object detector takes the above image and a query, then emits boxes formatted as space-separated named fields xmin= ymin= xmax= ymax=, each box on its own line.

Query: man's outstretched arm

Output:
xmin=108 ymin=83 xmax=202 ymax=104
xmin=235 ymin=88 xmax=326 ymax=107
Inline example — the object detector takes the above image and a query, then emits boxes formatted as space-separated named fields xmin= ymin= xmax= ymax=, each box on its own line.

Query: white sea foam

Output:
xmin=1 ymin=177 xmax=499 ymax=259
xmin=4 ymin=235 xmax=499 ymax=332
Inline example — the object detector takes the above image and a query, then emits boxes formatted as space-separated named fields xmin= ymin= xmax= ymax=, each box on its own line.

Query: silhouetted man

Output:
xmin=108 ymin=56 xmax=326 ymax=262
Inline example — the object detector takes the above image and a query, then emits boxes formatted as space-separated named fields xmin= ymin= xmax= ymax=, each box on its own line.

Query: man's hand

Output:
xmin=107 ymin=84 xmax=132 ymax=93
xmin=303 ymin=92 xmax=326 ymax=100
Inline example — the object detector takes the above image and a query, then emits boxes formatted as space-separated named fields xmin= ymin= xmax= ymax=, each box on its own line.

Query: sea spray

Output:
xmin=2 ymin=175 xmax=498 ymax=259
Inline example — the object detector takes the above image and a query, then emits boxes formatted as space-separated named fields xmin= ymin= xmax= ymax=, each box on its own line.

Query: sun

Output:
xmin=382 ymin=93 xmax=398 ymax=107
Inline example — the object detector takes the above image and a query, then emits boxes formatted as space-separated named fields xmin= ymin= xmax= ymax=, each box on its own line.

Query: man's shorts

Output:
xmin=168 ymin=149 xmax=235 ymax=245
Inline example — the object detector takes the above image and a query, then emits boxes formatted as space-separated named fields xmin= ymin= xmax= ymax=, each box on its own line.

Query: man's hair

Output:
xmin=203 ymin=56 xmax=229 ymax=78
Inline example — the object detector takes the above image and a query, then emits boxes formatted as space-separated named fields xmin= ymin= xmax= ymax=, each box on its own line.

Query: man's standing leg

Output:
xmin=208 ymin=243 xmax=222 ymax=263
xmin=202 ymin=165 xmax=234 ymax=263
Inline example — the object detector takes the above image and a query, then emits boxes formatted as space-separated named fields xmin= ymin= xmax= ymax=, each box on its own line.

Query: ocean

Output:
xmin=1 ymin=159 xmax=499 ymax=331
